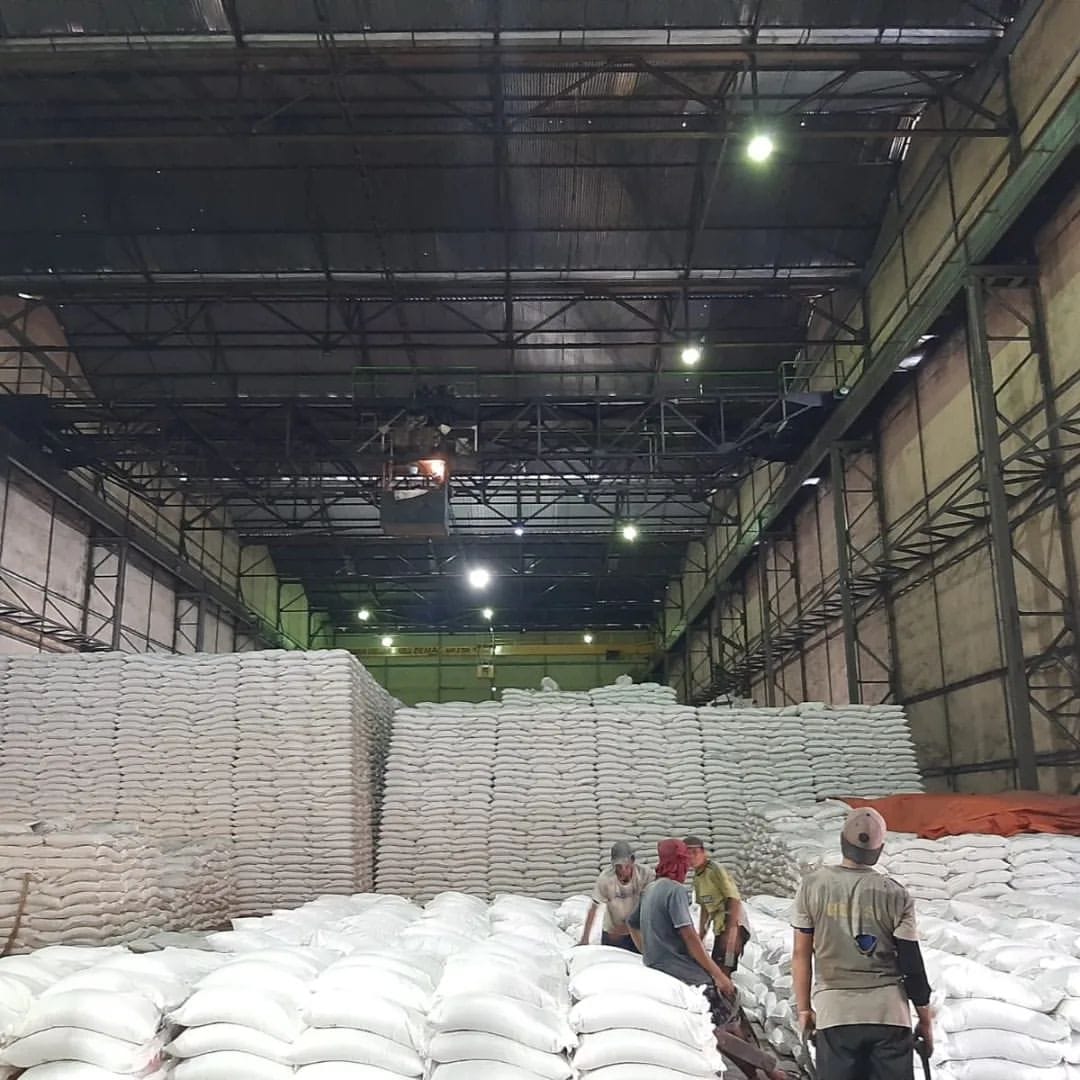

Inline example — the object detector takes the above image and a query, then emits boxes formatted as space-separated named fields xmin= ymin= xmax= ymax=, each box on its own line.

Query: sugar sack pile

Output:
xmin=731 ymin=799 xmax=849 ymax=898
xmin=731 ymin=900 xmax=806 ymax=1068
xmin=296 ymin=945 xmax=431 ymax=1079
xmin=490 ymin=696 xmax=601 ymax=899
xmin=1 ymin=947 xmax=218 ymax=1079
xmin=169 ymin=949 xmax=323 ymax=1080
xmin=0 ymin=650 xmax=393 ymax=928
xmin=428 ymin=897 xmax=575 ymax=1080
xmin=377 ymin=704 xmax=499 ymax=900
xmin=595 ymin=688 xmax=709 ymax=866
xmin=0 ymin=822 xmax=171 ymax=950
xmin=568 ymin=945 xmax=726 ymax=1079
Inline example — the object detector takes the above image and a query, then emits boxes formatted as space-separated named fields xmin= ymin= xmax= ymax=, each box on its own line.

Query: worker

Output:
xmin=579 ymin=840 xmax=654 ymax=951
xmin=627 ymin=838 xmax=734 ymax=1020
xmin=792 ymin=807 xmax=934 ymax=1080
xmin=684 ymin=834 xmax=748 ymax=972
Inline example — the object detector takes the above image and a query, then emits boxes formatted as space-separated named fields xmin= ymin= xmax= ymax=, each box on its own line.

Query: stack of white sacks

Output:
xmin=732 ymin=796 xmax=1080 ymax=904
xmin=696 ymin=700 xmax=922 ymax=868
xmin=490 ymin=699 xmax=600 ymax=898
xmin=0 ymin=944 xmax=223 ymax=1079
xmin=595 ymin=682 xmax=708 ymax=867
xmin=0 ymin=650 xmax=395 ymax=935
xmin=568 ymin=944 xmax=725 ymax=1079
xmin=0 ymin=821 xmax=173 ymax=950
xmin=733 ymin=799 xmax=851 ymax=897
xmin=428 ymin=896 xmax=577 ymax=1080
xmin=377 ymin=703 xmax=499 ymax=899
xmin=378 ymin=681 xmax=924 ymax=899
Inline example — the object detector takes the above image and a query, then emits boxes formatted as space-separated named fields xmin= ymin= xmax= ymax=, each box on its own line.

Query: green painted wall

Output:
xmin=335 ymin=630 xmax=656 ymax=704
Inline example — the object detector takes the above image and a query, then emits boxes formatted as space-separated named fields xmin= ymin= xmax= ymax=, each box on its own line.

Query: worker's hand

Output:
xmin=798 ymin=1009 xmax=816 ymax=1037
xmin=915 ymin=1013 xmax=934 ymax=1059
xmin=712 ymin=970 xmax=735 ymax=998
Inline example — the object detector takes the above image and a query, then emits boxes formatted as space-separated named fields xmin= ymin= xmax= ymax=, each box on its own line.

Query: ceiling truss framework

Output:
xmin=0 ymin=1 xmax=1019 ymax=631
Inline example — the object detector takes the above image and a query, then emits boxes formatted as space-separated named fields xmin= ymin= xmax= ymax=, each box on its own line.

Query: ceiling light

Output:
xmin=621 ymin=524 xmax=639 ymax=542
xmin=897 ymin=352 xmax=924 ymax=371
xmin=482 ymin=607 xmax=494 ymax=621
xmin=680 ymin=344 xmax=702 ymax=366
xmin=380 ymin=635 xmax=394 ymax=648
xmin=747 ymin=133 xmax=775 ymax=163
xmin=467 ymin=566 xmax=492 ymax=590
xmin=583 ymin=633 xmax=594 ymax=644
xmin=513 ymin=525 xmax=525 ymax=537
xmin=357 ymin=608 xmax=371 ymax=621
xmin=802 ymin=477 xmax=822 ymax=487
xmin=17 ymin=291 xmax=41 ymax=301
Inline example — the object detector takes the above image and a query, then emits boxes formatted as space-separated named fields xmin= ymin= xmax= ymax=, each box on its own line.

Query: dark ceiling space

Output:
xmin=0 ymin=0 xmax=1018 ymax=632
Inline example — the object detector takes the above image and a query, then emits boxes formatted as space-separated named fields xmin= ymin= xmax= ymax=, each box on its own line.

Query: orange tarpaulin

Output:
xmin=840 ymin=792 xmax=1080 ymax=840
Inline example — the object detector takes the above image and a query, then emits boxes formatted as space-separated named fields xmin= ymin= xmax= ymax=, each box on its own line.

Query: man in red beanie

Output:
xmin=627 ymin=838 xmax=734 ymax=1003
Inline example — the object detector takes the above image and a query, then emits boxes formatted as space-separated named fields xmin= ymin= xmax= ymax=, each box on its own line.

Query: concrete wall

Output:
xmin=337 ymin=630 xmax=655 ymax=704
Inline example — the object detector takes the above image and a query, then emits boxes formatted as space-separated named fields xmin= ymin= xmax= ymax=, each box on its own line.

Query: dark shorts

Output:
xmin=710 ymin=925 xmax=750 ymax=972
xmin=816 ymin=1024 xmax=914 ymax=1080
xmin=601 ymin=931 xmax=640 ymax=954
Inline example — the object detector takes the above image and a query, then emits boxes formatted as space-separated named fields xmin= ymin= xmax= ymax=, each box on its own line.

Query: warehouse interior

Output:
xmin=0 ymin=0 xmax=1076 ymax=791
xmin=0 ymin=2 xmax=1079 ymax=1076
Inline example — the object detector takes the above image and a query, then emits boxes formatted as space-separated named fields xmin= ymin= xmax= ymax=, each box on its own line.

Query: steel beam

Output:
xmin=830 ymin=445 xmax=862 ymax=703
xmin=965 ymin=279 xmax=1038 ymax=790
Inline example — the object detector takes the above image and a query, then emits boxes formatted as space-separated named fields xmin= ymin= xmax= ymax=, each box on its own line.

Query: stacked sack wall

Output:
xmin=378 ymin=679 xmax=923 ymax=900
xmin=0 ymin=650 xmax=396 ymax=939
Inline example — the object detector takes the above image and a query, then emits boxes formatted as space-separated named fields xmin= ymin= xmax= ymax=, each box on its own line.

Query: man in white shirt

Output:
xmin=579 ymin=840 xmax=655 ymax=951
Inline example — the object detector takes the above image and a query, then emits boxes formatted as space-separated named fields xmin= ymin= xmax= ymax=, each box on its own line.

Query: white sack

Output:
xmin=170 ymin=987 xmax=304 ymax=1039
xmin=569 ymin=994 xmax=713 ymax=1047
xmin=570 ymin=967 xmax=708 ymax=1012
xmin=431 ymin=1066 xmax=553 ymax=1080
xmin=1 ymin=1030 xmax=163 ymax=1072
xmin=305 ymin=993 xmax=423 ymax=1048
xmin=166 ymin=1022 xmax=294 ymax=1062
xmin=427 ymin=1032 xmax=573 ymax=1080
xmin=288 ymin=1028 xmax=423 ymax=1074
xmin=174 ymin=1051 xmax=294 ymax=1080
xmin=939 ymin=998 xmax=1068 ymax=1041
xmin=940 ymin=1030 xmax=1064 ymax=1068
xmin=17 ymin=991 xmax=161 ymax=1044
xmin=428 ymin=994 xmax=574 ymax=1053
xmin=296 ymin=1067 xmax=418 ymax=1080
xmin=573 ymin=1029 xmax=722 ymax=1075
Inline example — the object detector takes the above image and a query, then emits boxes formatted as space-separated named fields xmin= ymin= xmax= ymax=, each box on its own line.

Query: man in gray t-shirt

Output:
xmin=628 ymin=838 xmax=733 ymax=1002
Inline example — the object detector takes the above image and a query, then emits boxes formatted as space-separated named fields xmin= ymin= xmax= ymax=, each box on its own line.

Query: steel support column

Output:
xmin=831 ymin=446 xmax=863 ymax=703
xmin=757 ymin=551 xmax=776 ymax=707
xmin=965 ymin=279 xmax=1039 ymax=790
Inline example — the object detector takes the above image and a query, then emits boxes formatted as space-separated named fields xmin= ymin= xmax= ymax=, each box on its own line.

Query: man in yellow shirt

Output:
xmin=685 ymin=834 xmax=747 ymax=972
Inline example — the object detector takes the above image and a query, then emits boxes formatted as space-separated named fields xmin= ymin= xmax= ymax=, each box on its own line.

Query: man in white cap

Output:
xmin=579 ymin=840 xmax=654 ymax=951
xmin=791 ymin=806 xmax=933 ymax=1080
